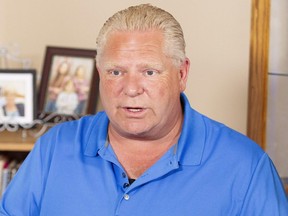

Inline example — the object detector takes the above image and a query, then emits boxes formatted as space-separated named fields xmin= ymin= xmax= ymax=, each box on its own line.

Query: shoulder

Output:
xmin=180 ymin=93 xmax=265 ymax=166
xmin=199 ymin=115 xmax=265 ymax=166
xmin=37 ymin=112 xmax=108 ymax=152
xmin=44 ymin=112 xmax=106 ymax=137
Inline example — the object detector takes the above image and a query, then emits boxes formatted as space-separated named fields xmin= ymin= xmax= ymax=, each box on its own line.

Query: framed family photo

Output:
xmin=38 ymin=46 xmax=99 ymax=118
xmin=0 ymin=69 xmax=36 ymax=125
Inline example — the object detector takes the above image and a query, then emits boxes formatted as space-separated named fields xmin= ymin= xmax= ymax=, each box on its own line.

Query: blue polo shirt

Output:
xmin=0 ymin=94 xmax=287 ymax=215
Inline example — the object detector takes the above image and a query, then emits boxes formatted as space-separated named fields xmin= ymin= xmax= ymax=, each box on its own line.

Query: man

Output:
xmin=0 ymin=4 xmax=287 ymax=215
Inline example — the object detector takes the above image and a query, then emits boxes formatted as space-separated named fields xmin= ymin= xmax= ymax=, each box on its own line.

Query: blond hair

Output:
xmin=3 ymin=87 xmax=24 ymax=98
xmin=96 ymin=4 xmax=186 ymax=67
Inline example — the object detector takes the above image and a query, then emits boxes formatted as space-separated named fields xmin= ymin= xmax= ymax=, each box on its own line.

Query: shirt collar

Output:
xmin=84 ymin=93 xmax=206 ymax=166
xmin=84 ymin=112 xmax=109 ymax=157
xmin=177 ymin=93 xmax=206 ymax=166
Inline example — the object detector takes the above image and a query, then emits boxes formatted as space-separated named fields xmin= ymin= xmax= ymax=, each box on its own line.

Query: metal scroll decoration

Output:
xmin=0 ymin=44 xmax=95 ymax=138
xmin=0 ymin=112 xmax=82 ymax=138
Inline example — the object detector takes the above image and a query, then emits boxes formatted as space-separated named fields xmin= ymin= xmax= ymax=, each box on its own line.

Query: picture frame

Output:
xmin=0 ymin=69 xmax=36 ymax=125
xmin=38 ymin=46 xmax=99 ymax=119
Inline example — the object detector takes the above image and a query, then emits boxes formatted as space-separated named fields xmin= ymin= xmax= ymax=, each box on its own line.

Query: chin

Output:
xmin=124 ymin=127 xmax=148 ymax=136
xmin=120 ymin=125 xmax=153 ymax=138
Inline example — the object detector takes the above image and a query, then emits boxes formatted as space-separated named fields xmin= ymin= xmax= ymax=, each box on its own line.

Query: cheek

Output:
xmin=100 ymin=79 xmax=116 ymax=95
xmin=163 ymin=74 xmax=181 ymax=93
xmin=99 ymin=80 xmax=113 ymax=107
xmin=158 ymin=86 xmax=166 ymax=98
xmin=99 ymin=79 xmax=123 ymax=110
xmin=148 ymin=76 xmax=178 ymax=99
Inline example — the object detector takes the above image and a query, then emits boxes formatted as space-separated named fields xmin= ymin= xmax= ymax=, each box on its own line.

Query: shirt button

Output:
xmin=124 ymin=194 xmax=130 ymax=200
xmin=122 ymin=172 xmax=127 ymax=178
xmin=123 ymin=183 xmax=130 ymax=188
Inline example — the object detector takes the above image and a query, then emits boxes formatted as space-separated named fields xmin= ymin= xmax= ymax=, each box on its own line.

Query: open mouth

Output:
xmin=125 ymin=107 xmax=144 ymax=112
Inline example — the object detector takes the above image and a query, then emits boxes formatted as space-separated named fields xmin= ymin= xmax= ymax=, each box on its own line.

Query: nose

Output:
xmin=123 ymin=73 xmax=144 ymax=97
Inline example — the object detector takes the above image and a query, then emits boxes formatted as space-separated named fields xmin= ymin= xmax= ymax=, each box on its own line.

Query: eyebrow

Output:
xmin=101 ymin=62 xmax=164 ymax=71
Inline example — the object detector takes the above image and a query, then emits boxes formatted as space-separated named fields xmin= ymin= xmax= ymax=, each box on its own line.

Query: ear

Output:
xmin=178 ymin=57 xmax=190 ymax=92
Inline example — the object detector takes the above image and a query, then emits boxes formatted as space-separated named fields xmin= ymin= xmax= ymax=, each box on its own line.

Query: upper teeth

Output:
xmin=128 ymin=108 xmax=141 ymax=112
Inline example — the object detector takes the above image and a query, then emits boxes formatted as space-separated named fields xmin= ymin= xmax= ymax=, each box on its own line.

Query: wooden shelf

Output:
xmin=0 ymin=130 xmax=36 ymax=151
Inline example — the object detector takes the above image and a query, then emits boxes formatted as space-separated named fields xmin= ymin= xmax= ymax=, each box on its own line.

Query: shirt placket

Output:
xmin=114 ymin=153 xmax=179 ymax=215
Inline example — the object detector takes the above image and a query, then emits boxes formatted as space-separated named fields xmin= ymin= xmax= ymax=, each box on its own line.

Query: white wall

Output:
xmin=266 ymin=0 xmax=288 ymax=177
xmin=0 ymin=0 xmax=251 ymax=134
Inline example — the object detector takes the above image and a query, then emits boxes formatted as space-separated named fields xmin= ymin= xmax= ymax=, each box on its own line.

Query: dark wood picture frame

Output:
xmin=38 ymin=46 xmax=99 ymax=119
xmin=0 ymin=69 xmax=36 ymax=125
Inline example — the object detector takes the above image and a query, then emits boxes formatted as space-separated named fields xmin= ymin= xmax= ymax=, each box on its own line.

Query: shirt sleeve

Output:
xmin=240 ymin=153 xmax=288 ymax=215
xmin=0 ymin=132 xmax=54 ymax=215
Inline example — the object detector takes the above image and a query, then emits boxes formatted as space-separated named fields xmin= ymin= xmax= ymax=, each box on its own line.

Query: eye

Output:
xmin=145 ymin=70 xmax=156 ymax=76
xmin=110 ymin=70 xmax=122 ymax=76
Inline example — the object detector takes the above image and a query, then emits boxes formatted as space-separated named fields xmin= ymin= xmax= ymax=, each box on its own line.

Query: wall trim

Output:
xmin=247 ymin=0 xmax=270 ymax=149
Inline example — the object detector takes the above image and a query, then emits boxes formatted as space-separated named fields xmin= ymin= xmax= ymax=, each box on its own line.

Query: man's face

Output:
xmin=97 ymin=30 xmax=189 ymax=139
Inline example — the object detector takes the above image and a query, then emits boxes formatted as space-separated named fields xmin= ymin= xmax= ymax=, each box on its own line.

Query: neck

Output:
xmin=108 ymin=116 xmax=183 ymax=179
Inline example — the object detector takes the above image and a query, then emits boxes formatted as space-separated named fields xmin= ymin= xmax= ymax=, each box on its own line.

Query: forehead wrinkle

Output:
xmin=104 ymin=31 xmax=164 ymax=53
xmin=106 ymin=45 xmax=163 ymax=58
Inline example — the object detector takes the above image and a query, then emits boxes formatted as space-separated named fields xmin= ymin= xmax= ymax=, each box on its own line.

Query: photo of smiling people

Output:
xmin=44 ymin=56 xmax=94 ymax=116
